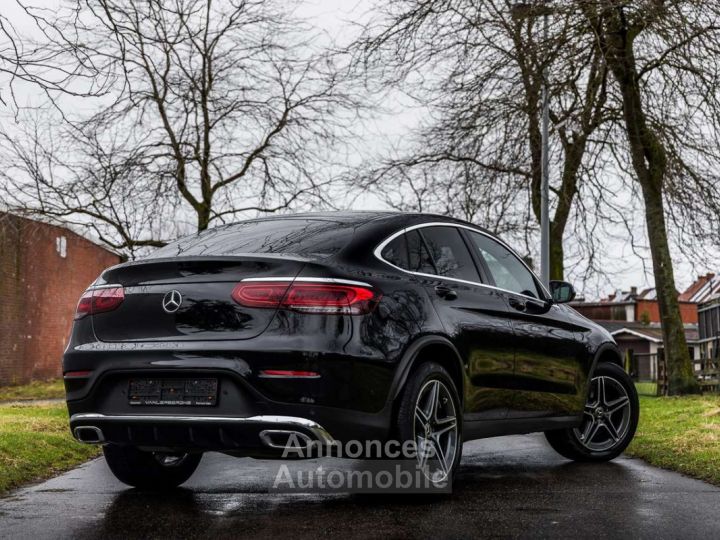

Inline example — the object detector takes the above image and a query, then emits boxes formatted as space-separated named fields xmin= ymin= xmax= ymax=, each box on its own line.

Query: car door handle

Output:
xmin=435 ymin=286 xmax=458 ymax=300
xmin=508 ymin=297 xmax=527 ymax=311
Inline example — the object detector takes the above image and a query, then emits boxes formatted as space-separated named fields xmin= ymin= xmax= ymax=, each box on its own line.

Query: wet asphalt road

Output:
xmin=1 ymin=433 xmax=719 ymax=539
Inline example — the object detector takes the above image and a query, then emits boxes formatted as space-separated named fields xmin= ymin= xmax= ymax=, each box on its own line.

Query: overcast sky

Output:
xmin=2 ymin=0 xmax=718 ymax=299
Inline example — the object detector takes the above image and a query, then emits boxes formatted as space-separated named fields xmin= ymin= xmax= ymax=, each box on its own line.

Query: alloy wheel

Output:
xmin=573 ymin=375 xmax=632 ymax=452
xmin=413 ymin=379 xmax=459 ymax=482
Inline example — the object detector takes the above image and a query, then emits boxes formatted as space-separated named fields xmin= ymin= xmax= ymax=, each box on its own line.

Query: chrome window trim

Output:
xmin=240 ymin=276 xmax=373 ymax=288
xmin=373 ymin=221 xmax=551 ymax=302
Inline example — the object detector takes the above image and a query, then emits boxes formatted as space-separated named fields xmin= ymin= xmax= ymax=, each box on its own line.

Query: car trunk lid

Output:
xmin=91 ymin=256 xmax=304 ymax=342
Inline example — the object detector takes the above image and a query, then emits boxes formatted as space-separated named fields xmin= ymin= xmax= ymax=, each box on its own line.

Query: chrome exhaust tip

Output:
xmin=73 ymin=426 xmax=105 ymax=444
xmin=259 ymin=429 xmax=313 ymax=450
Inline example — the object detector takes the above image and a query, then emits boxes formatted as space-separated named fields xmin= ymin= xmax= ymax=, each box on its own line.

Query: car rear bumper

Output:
xmin=70 ymin=412 xmax=335 ymax=456
xmin=63 ymin=353 xmax=397 ymax=452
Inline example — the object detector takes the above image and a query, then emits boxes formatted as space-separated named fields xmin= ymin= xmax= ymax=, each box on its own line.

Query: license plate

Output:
xmin=128 ymin=378 xmax=218 ymax=406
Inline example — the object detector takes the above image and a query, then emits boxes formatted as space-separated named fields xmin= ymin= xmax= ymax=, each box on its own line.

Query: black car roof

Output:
xmin=234 ymin=210 xmax=471 ymax=226
xmin=237 ymin=211 xmax=395 ymax=224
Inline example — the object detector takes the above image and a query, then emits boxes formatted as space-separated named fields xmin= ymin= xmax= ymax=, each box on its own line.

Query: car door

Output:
xmin=464 ymin=230 xmax=584 ymax=418
xmin=406 ymin=225 xmax=516 ymax=420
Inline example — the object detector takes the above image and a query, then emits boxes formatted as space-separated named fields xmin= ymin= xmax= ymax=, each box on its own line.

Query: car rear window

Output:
xmin=149 ymin=219 xmax=357 ymax=259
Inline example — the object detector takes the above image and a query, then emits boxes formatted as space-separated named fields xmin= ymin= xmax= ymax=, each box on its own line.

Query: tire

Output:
xmin=103 ymin=444 xmax=202 ymax=489
xmin=545 ymin=362 xmax=639 ymax=462
xmin=396 ymin=361 xmax=462 ymax=483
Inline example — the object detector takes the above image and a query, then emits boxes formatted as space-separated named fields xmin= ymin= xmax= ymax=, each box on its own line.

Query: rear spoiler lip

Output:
xmin=99 ymin=253 xmax=317 ymax=275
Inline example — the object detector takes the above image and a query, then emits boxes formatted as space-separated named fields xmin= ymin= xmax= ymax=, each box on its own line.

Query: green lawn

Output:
xmin=0 ymin=379 xmax=66 ymax=401
xmin=0 ymin=402 xmax=100 ymax=495
xmin=627 ymin=394 xmax=720 ymax=485
xmin=634 ymin=382 xmax=657 ymax=396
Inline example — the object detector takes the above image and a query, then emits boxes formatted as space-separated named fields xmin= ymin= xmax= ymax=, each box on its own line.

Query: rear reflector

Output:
xmin=232 ymin=281 xmax=380 ymax=315
xmin=259 ymin=370 xmax=321 ymax=379
xmin=75 ymin=287 xmax=125 ymax=319
xmin=64 ymin=370 xmax=92 ymax=378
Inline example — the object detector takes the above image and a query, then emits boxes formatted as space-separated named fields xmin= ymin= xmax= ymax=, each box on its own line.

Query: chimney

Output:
xmin=630 ymin=286 xmax=638 ymax=297
xmin=679 ymin=273 xmax=717 ymax=302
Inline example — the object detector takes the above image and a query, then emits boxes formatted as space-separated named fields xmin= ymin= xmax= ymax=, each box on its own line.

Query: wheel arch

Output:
xmin=388 ymin=335 xmax=465 ymax=408
xmin=591 ymin=342 xmax=624 ymax=372
xmin=584 ymin=341 xmax=624 ymax=401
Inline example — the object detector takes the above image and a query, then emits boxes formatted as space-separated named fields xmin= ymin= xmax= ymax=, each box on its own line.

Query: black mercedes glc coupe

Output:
xmin=64 ymin=212 xmax=639 ymax=488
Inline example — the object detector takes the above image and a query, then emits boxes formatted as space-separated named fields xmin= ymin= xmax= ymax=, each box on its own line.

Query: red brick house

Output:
xmin=0 ymin=213 xmax=121 ymax=385
xmin=570 ymin=276 xmax=715 ymax=382
xmin=570 ymin=285 xmax=700 ymax=324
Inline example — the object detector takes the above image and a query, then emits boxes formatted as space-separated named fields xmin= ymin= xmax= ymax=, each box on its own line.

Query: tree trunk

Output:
xmin=197 ymin=204 xmax=211 ymax=231
xmin=599 ymin=6 xmax=699 ymax=395
xmin=641 ymin=181 xmax=698 ymax=394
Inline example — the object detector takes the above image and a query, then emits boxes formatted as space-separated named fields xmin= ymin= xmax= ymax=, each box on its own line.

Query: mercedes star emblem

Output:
xmin=162 ymin=290 xmax=183 ymax=313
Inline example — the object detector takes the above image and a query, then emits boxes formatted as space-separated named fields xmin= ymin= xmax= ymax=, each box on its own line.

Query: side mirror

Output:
xmin=549 ymin=280 xmax=576 ymax=304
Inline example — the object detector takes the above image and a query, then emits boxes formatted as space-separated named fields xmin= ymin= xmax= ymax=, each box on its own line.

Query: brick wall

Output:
xmin=574 ymin=299 xmax=698 ymax=324
xmin=0 ymin=214 xmax=121 ymax=385
xmin=635 ymin=300 xmax=698 ymax=324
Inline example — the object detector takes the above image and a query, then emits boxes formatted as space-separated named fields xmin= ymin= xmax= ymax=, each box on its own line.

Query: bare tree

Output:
xmin=1 ymin=0 xmax=360 ymax=254
xmin=578 ymin=0 xmax=720 ymax=394
xmin=354 ymin=0 xmax=611 ymax=278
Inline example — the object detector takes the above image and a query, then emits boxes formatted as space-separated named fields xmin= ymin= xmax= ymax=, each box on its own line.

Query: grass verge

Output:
xmin=0 ymin=379 xmax=66 ymax=401
xmin=626 ymin=394 xmax=720 ymax=486
xmin=0 ymin=402 xmax=100 ymax=495
xmin=634 ymin=382 xmax=657 ymax=396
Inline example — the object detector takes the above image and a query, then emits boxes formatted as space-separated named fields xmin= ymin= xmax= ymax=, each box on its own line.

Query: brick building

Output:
xmin=0 ymin=213 xmax=120 ymax=385
xmin=570 ymin=276 xmax=715 ymax=382
xmin=570 ymin=286 xmax=699 ymax=324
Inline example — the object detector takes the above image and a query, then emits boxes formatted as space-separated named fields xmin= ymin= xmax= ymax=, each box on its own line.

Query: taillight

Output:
xmin=232 ymin=281 xmax=381 ymax=315
xmin=75 ymin=286 xmax=125 ymax=319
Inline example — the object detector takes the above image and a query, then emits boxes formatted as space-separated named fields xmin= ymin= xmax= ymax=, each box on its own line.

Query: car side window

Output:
xmin=381 ymin=234 xmax=409 ymax=269
xmin=419 ymin=226 xmax=481 ymax=282
xmin=406 ymin=230 xmax=436 ymax=274
xmin=468 ymin=231 xmax=541 ymax=298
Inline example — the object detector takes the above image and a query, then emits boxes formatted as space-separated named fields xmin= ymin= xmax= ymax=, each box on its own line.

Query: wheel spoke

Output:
xmin=415 ymin=408 xmax=430 ymax=426
xmin=418 ymin=381 xmax=438 ymax=420
xmin=433 ymin=418 xmax=457 ymax=438
xmin=435 ymin=413 xmax=456 ymax=426
xmin=597 ymin=377 xmax=608 ymax=407
xmin=604 ymin=419 xmax=621 ymax=442
xmin=416 ymin=436 xmax=431 ymax=469
xmin=432 ymin=438 xmax=449 ymax=476
xmin=579 ymin=416 xmax=603 ymax=446
xmin=430 ymin=381 xmax=441 ymax=422
xmin=607 ymin=396 xmax=630 ymax=415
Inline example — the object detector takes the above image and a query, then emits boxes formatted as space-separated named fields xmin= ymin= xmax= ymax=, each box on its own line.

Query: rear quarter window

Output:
xmin=381 ymin=234 xmax=409 ymax=269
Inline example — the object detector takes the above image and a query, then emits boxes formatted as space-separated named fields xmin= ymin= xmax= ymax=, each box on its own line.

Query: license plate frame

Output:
xmin=128 ymin=378 xmax=218 ymax=406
